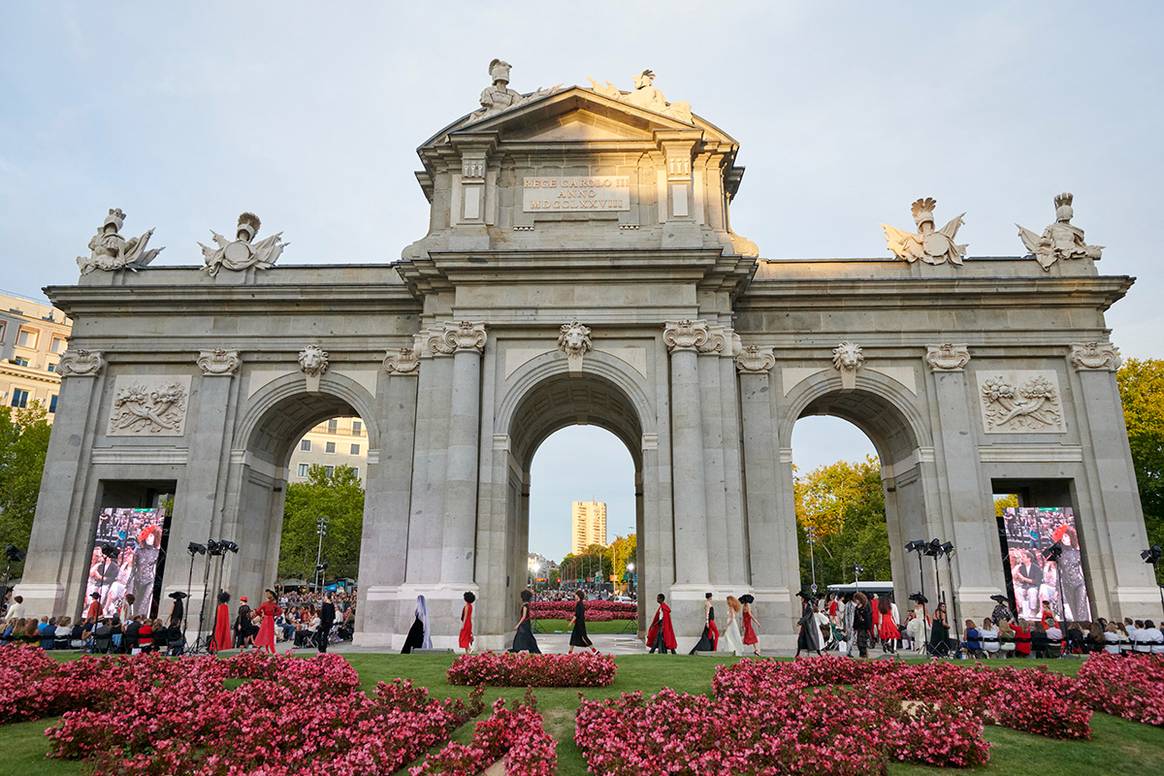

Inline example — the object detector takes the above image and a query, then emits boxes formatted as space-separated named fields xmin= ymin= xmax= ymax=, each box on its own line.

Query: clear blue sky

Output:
xmin=3 ymin=3 xmax=1160 ymax=560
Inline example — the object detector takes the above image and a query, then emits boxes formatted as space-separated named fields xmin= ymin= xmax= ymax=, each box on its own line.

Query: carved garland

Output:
xmin=109 ymin=383 xmax=187 ymax=434
xmin=980 ymin=374 xmax=1063 ymax=432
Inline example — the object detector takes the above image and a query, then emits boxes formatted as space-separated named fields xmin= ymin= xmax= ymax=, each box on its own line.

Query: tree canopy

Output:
xmin=0 ymin=403 xmax=52 ymax=576
xmin=278 ymin=464 xmax=364 ymax=582
xmin=1116 ymin=358 xmax=1164 ymax=582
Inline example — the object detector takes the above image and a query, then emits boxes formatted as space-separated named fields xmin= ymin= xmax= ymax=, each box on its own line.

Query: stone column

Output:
xmin=720 ymin=333 xmax=748 ymax=586
xmin=355 ymin=347 xmax=419 ymax=643
xmin=1069 ymin=343 xmax=1158 ymax=617
xmin=664 ymin=320 xmax=711 ymax=586
xmin=924 ymin=344 xmax=1001 ymax=616
xmin=697 ymin=327 xmax=729 ymax=586
xmin=17 ymin=349 xmax=105 ymax=617
xmin=440 ymin=322 xmax=487 ymax=585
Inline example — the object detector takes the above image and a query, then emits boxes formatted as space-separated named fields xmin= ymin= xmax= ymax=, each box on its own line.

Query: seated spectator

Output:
xmin=961 ymin=619 xmax=982 ymax=656
xmin=124 ymin=616 xmax=142 ymax=652
xmin=1138 ymin=619 xmax=1164 ymax=654
xmin=1045 ymin=622 xmax=1064 ymax=656
xmin=1064 ymin=622 xmax=1086 ymax=653
xmin=1011 ymin=620 xmax=1032 ymax=657
xmin=38 ymin=616 xmax=56 ymax=649
xmin=91 ymin=618 xmax=114 ymax=653
xmin=1103 ymin=622 xmax=1127 ymax=654
xmin=1 ymin=618 xmax=19 ymax=644
xmin=22 ymin=619 xmax=39 ymax=643
xmin=54 ymin=617 xmax=73 ymax=650
xmin=137 ymin=619 xmax=155 ymax=651
xmin=69 ymin=621 xmax=85 ymax=649
xmin=1125 ymin=618 xmax=1141 ymax=645
xmin=978 ymin=617 xmax=1001 ymax=657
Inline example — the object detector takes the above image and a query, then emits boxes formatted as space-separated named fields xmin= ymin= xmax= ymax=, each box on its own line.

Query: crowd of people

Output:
xmin=0 ymin=590 xmax=189 ymax=654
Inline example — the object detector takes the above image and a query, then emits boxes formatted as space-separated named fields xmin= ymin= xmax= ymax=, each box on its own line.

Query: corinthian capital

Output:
xmin=1069 ymin=342 xmax=1122 ymax=372
xmin=736 ymin=345 xmax=776 ymax=375
xmin=663 ymin=320 xmax=710 ymax=353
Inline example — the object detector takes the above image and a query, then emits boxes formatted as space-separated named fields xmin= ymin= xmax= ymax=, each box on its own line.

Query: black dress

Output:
xmin=569 ymin=600 xmax=593 ymax=648
xmin=510 ymin=603 xmax=541 ymax=653
xmin=689 ymin=606 xmax=716 ymax=654
xmin=401 ymin=614 xmax=424 ymax=653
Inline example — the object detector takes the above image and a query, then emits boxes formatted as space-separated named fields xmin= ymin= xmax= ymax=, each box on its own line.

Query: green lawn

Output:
xmin=533 ymin=618 xmax=637 ymax=635
xmin=1 ymin=654 xmax=1161 ymax=775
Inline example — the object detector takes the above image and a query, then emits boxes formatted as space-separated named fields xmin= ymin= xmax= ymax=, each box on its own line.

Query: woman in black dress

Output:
xmin=688 ymin=592 xmax=718 ymax=654
xmin=510 ymin=589 xmax=541 ymax=653
xmin=568 ymin=589 xmax=597 ymax=653
xmin=401 ymin=595 xmax=427 ymax=653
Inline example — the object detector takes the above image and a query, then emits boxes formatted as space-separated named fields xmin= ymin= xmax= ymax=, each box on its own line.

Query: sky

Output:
xmin=2 ymin=3 xmax=1161 ymax=561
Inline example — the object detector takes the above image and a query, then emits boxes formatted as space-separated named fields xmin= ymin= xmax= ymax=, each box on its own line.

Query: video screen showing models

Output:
xmin=1001 ymin=506 xmax=1091 ymax=622
xmin=85 ymin=507 xmax=167 ymax=619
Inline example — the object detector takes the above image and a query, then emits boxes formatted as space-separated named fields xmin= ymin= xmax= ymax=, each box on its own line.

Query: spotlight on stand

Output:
xmin=187 ymin=542 xmax=207 ymax=556
xmin=206 ymin=539 xmax=223 ymax=556
xmin=1142 ymin=545 xmax=1162 ymax=565
xmin=924 ymin=538 xmax=943 ymax=557
xmin=219 ymin=540 xmax=239 ymax=554
xmin=940 ymin=541 xmax=955 ymax=557
xmin=904 ymin=539 xmax=926 ymax=553
xmin=5 ymin=544 xmax=25 ymax=563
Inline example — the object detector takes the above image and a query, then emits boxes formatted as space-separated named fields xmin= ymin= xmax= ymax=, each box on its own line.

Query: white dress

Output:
xmin=720 ymin=609 xmax=745 ymax=656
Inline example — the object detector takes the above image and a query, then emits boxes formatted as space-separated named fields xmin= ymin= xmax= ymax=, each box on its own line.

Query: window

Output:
xmin=11 ymin=388 xmax=29 ymax=408
xmin=297 ymin=463 xmax=309 ymax=477
xmin=47 ymin=362 xmax=56 ymax=373
xmin=327 ymin=419 xmax=338 ymax=434
xmin=50 ymin=337 xmax=65 ymax=354
xmin=48 ymin=395 xmax=58 ymax=413
xmin=300 ymin=439 xmax=311 ymax=452
xmin=16 ymin=328 xmax=38 ymax=349
xmin=352 ymin=468 xmax=361 ymax=481
xmin=0 ymin=321 xmax=6 ymax=342
xmin=324 ymin=465 xmax=335 ymax=477
xmin=13 ymin=357 xmax=29 ymax=367
xmin=351 ymin=420 xmax=362 ymax=435
xmin=325 ymin=441 xmax=336 ymax=454
xmin=350 ymin=443 xmax=361 ymax=455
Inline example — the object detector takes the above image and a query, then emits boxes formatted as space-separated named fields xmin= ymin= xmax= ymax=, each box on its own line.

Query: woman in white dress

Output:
xmin=720 ymin=595 xmax=745 ymax=656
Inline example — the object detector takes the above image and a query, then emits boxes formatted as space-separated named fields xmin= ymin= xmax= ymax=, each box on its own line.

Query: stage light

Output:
xmin=316 ymin=562 xmax=328 ymax=572
xmin=905 ymin=540 xmax=926 ymax=553
xmin=219 ymin=540 xmax=239 ymax=554
xmin=206 ymin=539 xmax=223 ymax=556
xmin=853 ymin=564 xmax=864 ymax=575
xmin=1142 ymin=545 xmax=1162 ymax=564
xmin=924 ymin=538 xmax=943 ymax=557
xmin=940 ymin=541 xmax=955 ymax=556
xmin=187 ymin=542 xmax=207 ymax=555
xmin=5 ymin=544 xmax=26 ymax=563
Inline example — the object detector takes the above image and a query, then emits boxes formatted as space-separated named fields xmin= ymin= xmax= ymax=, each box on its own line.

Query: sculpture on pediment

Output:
xmin=882 ymin=198 xmax=967 ymax=266
xmin=557 ymin=321 xmax=592 ymax=373
xmin=469 ymin=59 xmax=560 ymax=122
xmin=110 ymin=383 xmax=187 ymax=434
xmin=1017 ymin=193 xmax=1103 ymax=271
xmin=587 ymin=69 xmax=693 ymax=125
xmin=200 ymin=212 xmax=288 ymax=277
xmin=77 ymin=209 xmax=164 ymax=275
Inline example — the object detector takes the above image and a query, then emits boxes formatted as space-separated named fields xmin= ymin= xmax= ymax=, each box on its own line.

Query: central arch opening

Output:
xmin=507 ymin=371 xmax=644 ymax=637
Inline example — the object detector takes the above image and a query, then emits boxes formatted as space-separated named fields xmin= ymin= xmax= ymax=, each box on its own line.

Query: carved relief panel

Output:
xmin=106 ymin=375 xmax=192 ymax=437
xmin=976 ymin=369 xmax=1066 ymax=434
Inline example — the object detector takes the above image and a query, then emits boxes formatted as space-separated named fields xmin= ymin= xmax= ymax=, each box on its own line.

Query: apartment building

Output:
xmin=571 ymin=500 xmax=608 ymax=555
xmin=0 ymin=291 xmax=70 ymax=420
xmin=287 ymin=415 xmax=368 ymax=485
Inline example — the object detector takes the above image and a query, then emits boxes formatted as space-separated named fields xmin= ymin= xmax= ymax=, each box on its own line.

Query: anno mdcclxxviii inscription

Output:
xmin=522 ymin=175 xmax=630 ymax=212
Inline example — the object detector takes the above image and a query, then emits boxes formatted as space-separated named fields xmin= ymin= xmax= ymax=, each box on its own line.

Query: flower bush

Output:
xmin=447 ymin=651 xmax=617 ymax=687
xmin=1073 ymin=653 xmax=1164 ymax=726
xmin=411 ymin=692 xmax=557 ymax=776
xmin=528 ymin=599 xmax=636 ymax=621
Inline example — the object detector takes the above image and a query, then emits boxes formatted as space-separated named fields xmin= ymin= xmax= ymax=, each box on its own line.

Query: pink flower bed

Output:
xmin=0 ymin=647 xmax=484 ymax=775
xmin=1072 ymin=653 xmax=1164 ymax=726
xmin=411 ymin=692 xmax=557 ymax=776
xmin=528 ymin=599 xmax=637 ymax=621
xmin=447 ymin=651 xmax=617 ymax=687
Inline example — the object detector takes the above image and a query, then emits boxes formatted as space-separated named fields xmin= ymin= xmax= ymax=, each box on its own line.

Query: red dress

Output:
xmin=878 ymin=608 xmax=900 ymax=640
xmin=210 ymin=603 xmax=232 ymax=652
xmin=254 ymin=601 xmax=281 ymax=653
xmin=458 ymin=603 xmax=473 ymax=650
xmin=742 ymin=610 xmax=758 ymax=645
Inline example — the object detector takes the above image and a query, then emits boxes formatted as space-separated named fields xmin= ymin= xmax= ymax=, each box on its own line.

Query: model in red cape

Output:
xmin=210 ymin=591 xmax=232 ymax=653
xmin=458 ymin=590 xmax=475 ymax=653
xmin=689 ymin=592 xmax=719 ymax=653
xmin=647 ymin=592 xmax=677 ymax=654
xmin=740 ymin=594 xmax=761 ymax=656
xmin=253 ymin=589 xmax=281 ymax=653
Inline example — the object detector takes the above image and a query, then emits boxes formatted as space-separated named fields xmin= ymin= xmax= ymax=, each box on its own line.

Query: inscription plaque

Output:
xmin=522 ymin=176 xmax=630 ymax=212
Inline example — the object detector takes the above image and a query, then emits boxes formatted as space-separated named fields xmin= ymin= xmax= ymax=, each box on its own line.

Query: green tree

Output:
xmin=0 ymin=403 xmax=52 ymax=576
xmin=609 ymin=533 xmax=637 ymax=582
xmin=1116 ymin=357 xmax=1164 ymax=583
xmin=994 ymin=493 xmax=1019 ymax=517
xmin=559 ymin=544 xmax=613 ymax=585
xmin=794 ymin=456 xmax=889 ymax=588
xmin=278 ymin=465 xmax=364 ymax=583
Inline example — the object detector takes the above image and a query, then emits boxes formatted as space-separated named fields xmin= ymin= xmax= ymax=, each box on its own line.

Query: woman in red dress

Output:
xmin=740 ymin=594 xmax=760 ymax=656
xmin=877 ymin=594 xmax=900 ymax=654
xmin=253 ymin=589 xmax=281 ymax=653
xmin=210 ymin=591 xmax=232 ymax=653
xmin=458 ymin=591 xmax=475 ymax=653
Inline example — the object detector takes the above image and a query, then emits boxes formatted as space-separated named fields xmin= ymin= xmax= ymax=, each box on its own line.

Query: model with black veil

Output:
xmin=568 ymin=589 xmax=598 ymax=653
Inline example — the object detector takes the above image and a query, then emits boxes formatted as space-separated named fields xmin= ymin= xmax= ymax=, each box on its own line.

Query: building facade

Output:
xmin=0 ymin=291 xmax=70 ymax=419
xmin=286 ymin=415 xmax=368 ymax=484
xmin=571 ymin=500 xmax=608 ymax=554
xmin=15 ymin=67 xmax=1159 ymax=652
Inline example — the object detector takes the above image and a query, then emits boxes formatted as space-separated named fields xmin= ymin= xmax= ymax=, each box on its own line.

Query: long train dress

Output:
xmin=689 ymin=605 xmax=719 ymax=653
xmin=210 ymin=601 xmax=232 ymax=652
xmin=720 ymin=608 xmax=745 ymax=656
xmin=458 ymin=602 xmax=473 ymax=651
xmin=510 ymin=602 xmax=541 ymax=653
xmin=569 ymin=600 xmax=593 ymax=648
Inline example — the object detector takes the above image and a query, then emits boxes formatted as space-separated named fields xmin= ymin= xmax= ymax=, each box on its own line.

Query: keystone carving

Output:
xmin=1018 ymin=193 xmax=1103 ymax=271
xmin=298 ymin=344 xmax=329 ymax=392
xmin=57 ymin=349 xmax=104 ymax=378
xmin=736 ymin=345 xmax=776 ymax=375
xmin=1069 ymin=342 xmax=1121 ymax=372
xmin=196 ymin=349 xmax=241 ymax=376
xmin=384 ymin=347 xmax=420 ymax=376
xmin=77 ymin=208 xmax=163 ymax=275
xmin=663 ymin=320 xmax=710 ymax=353
xmin=882 ymin=197 xmax=967 ymax=266
xmin=832 ymin=342 xmax=865 ymax=389
xmin=925 ymin=344 xmax=971 ymax=372
xmin=200 ymin=212 xmax=288 ymax=277
xmin=557 ymin=321 xmax=592 ymax=374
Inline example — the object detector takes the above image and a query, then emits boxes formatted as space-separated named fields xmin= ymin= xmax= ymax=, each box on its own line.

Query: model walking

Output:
xmin=720 ymin=595 xmax=745 ymax=656
xmin=209 ymin=591 xmax=231 ymax=653
xmin=568 ymin=589 xmax=597 ymax=653
xmin=402 ymin=594 xmax=430 ymax=654
xmin=877 ymin=593 xmax=900 ymax=653
xmin=458 ymin=591 xmax=475 ymax=654
xmin=253 ymin=589 xmax=281 ymax=654
xmin=510 ymin=589 xmax=541 ymax=653
xmin=689 ymin=592 xmax=719 ymax=653
xmin=647 ymin=593 xmax=677 ymax=654
xmin=740 ymin=594 xmax=761 ymax=656
xmin=795 ymin=589 xmax=823 ymax=657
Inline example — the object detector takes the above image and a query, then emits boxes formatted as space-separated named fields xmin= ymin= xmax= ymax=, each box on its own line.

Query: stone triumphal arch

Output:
xmin=18 ymin=63 xmax=1158 ymax=650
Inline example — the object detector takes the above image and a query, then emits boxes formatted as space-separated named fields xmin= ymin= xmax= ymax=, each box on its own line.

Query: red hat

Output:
xmin=240 ymin=596 xmax=248 ymax=602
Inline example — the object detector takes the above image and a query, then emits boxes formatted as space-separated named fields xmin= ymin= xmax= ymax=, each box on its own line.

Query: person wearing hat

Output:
xmin=795 ymin=589 xmax=823 ymax=658
xmin=458 ymin=591 xmax=475 ymax=654
xmin=989 ymin=594 xmax=1014 ymax=627
xmin=167 ymin=591 xmax=187 ymax=630
xmin=234 ymin=595 xmax=254 ymax=648
xmin=85 ymin=591 xmax=103 ymax=623
xmin=740 ymin=594 xmax=760 ymax=656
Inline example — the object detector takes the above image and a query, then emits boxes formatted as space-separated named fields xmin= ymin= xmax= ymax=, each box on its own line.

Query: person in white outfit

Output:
xmin=719 ymin=595 xmax=745 ymax=656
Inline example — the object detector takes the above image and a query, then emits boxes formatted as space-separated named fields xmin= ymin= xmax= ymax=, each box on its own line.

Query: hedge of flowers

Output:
xmin=575 ymin=656 xmax=1164 ymax=775
xmin=0 ymin=646 xmax=486 ymax=775
xmin=528 ymin=599 xmax=637 ymax=621
xmin=411 ymin=692 xmax=557 ymax=776
xmin=447 ymin=650 xmax=617 ymax=687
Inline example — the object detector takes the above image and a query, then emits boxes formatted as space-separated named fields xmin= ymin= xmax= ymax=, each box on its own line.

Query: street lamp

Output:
xmin=806 ymin=526 xmax=817 ymax=594
xmin=626 ymin=561 xmax=636 ymax=597
xmin=314 ymin=516 xmax=329 ymax=592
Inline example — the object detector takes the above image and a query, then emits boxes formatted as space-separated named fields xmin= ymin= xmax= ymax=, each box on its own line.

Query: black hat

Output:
xmin=168 ymin=591 xmax=188 ymax=600
xmin=739 ymin=594 xmax=755 ymax=604
xmin=908 ymin=593 xmax=929 ymax=604
xmin=89 ymin=592 xmax=100 ymax=599
xmin=795 ymin=588 xmax=814 ymax=599
xmin=989 ymin=594 xmax=1009 ymax=604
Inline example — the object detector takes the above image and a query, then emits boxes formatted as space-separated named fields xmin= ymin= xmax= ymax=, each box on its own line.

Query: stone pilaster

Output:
xmin=720 ymin=332 xmax=748 ymax=586
xmin=405 ymin=327 xmax=453 ymax=585
xmin=440 ymin=322 xmax=487 ymax=585
xmin=697 ymin=326 xmax=729 ymax=586
xmin=663 ymin=320 xmax=710 ymax=586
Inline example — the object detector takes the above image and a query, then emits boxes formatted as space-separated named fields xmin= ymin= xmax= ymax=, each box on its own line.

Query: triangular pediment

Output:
xmin=507 ymin=109 xmax=655 ymax=142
